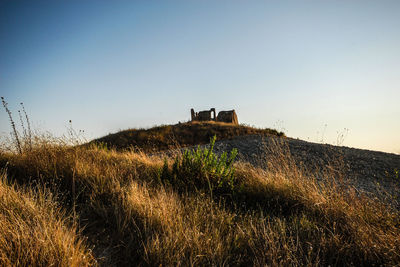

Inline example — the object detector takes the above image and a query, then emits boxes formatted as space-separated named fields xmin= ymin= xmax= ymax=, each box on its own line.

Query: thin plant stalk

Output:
xmin=1 ymin=97 xmax=22 ymax=154
xmin=20 ymin=102 xmax=32 ymax=150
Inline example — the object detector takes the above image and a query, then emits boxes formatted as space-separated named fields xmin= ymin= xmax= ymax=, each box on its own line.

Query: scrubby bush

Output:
xmin=160 ymin=136 xmax=238 ymax=194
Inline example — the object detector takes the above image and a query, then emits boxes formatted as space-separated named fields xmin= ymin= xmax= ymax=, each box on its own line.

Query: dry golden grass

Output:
xmin=0 ymin=134 xmax=399 ymax=266
xmin=0 ymin=172 xmax=96 ymax=266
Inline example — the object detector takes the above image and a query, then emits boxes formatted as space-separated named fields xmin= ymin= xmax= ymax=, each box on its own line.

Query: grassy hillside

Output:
xmin=89 ymin=121 xmax=285 ymax=152
xmin=0 ymin=133 xmax=399 ymax=266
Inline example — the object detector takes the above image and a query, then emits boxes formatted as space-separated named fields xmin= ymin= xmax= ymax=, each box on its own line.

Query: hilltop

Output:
xmin=89 ymin=121 xmax=285 ymax=152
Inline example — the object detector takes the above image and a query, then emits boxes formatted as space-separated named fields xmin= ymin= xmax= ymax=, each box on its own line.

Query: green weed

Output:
xmin=160 ymin=136 xmax=238 ymax=194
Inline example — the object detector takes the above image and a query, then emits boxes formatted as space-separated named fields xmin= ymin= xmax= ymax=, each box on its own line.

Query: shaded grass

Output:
xmin=0 ymin=136 xmax=399 ymax=266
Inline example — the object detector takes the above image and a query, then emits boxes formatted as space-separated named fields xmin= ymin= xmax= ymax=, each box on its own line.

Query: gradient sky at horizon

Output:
xmin=1 ymin=0 xmax=399 ymax=154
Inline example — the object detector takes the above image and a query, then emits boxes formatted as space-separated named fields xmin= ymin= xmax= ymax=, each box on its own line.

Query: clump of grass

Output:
xmin=0 ymin=172 xmax=96 ymax=266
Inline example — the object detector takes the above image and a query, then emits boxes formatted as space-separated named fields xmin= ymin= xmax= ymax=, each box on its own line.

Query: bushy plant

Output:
xmin=161 ymin=136 xmax=238 ymax=194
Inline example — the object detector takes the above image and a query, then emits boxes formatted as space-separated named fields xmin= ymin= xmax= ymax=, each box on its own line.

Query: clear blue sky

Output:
xmin=1 ymin=0 xmax=399 ymax=154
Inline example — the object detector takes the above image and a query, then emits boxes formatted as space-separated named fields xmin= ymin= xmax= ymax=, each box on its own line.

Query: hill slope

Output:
xmin=209 ymin=135 xmax=400 ymax=207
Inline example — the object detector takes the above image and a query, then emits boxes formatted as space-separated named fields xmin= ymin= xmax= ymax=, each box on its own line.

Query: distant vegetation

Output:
xmin=89 ymin=121 xmax=285 ymax=152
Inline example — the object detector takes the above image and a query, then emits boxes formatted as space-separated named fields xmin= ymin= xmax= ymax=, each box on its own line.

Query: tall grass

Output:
xmin=0 ymin=172 xmax=96 ymax=266
xmin=0 ymin=132 xmax=399 ymax=265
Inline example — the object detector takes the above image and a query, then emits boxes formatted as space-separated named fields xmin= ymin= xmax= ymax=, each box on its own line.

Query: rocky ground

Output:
xmin=207 ymin=135 xmax=400 ymax=208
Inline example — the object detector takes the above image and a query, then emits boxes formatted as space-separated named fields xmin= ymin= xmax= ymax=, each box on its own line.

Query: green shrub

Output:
xmin=160 ymin=136 xmax=238 ymax=194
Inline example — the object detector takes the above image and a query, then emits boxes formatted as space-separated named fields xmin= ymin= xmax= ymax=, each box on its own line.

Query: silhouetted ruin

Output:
xmin=191 ymin=108 xmax=238 ymax=124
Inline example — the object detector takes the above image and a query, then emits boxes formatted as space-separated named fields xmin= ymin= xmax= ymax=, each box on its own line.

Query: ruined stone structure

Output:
xmin=217 ymin=110 xmax=239 ymax=124
xmin=190 ymin=108 xmax=238 ymax=125
xmin=191 ymin=108 xmax=216 ymax=121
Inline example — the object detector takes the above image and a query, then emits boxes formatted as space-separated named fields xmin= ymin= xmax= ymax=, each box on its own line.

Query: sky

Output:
xmin=0 ymin=0 xmax=399 ymax=154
